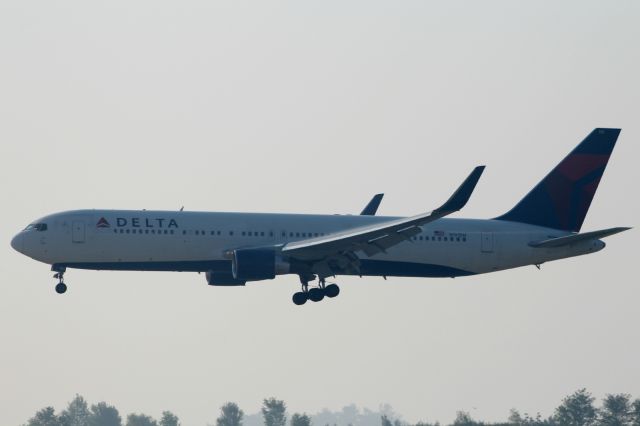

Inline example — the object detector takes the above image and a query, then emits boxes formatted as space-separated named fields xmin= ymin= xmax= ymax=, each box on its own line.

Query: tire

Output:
xmin=55 ymin=283 xmax=67 ymax=294
xmin=324 ymin=284 xmax=340 ymax=298
xmin=308 ymin=288 xmax=324 ymax=302
xmin=292 ymin=292 xmax=308 ymax=305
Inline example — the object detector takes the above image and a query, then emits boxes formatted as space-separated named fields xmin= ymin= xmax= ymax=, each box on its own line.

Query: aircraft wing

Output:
xmin=360 ymin=194 xmax=384 ymax=215
xmin=529 ymin=227 xmax=631 ymax=248
xmin=281 ymin=166 xmax=485 ymax=275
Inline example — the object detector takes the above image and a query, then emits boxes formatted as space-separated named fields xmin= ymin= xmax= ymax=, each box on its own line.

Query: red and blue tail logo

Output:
xmin=496 ymin=128 xmax=620 ymax=232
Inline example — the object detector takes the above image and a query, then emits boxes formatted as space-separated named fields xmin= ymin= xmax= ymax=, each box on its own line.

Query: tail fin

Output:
xmin=496 ymin=128 xmax=621 ymax=232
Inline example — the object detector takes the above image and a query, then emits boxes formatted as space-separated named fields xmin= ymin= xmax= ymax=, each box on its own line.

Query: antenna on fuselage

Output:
xmin=179 ymin=206 xmax=184 ymax=211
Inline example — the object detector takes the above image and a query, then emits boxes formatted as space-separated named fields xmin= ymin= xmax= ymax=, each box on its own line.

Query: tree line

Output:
xmin=22 ymin=389 xmax=640 ymax=426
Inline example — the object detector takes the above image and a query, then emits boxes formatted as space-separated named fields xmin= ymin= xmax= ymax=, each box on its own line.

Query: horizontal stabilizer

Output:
xmin=529 ymin=227 xmax=631 ymax=248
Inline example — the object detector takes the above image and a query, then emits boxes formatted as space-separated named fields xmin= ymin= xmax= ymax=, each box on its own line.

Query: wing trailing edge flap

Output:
xmin=282 ymin=166 xmax=485 ymax=265
xmin=529 ymin=227 xmax=631 ymax=248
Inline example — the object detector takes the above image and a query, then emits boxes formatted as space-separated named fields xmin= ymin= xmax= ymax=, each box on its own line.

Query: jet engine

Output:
xmin=205 ymin=271 xmax=246 ymax=286
xmin=231 ymin=247 xmax=289 ymax=281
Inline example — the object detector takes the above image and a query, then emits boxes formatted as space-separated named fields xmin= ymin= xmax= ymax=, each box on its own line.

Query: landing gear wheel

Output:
xmin=292 ymin=292 xmax=308 ymax=306
xmin=308 ymin=288 xmax=325 ymax=302
xmin=55 ymin=282 xmax=67 ymax=294
xmin=324 ymin=283 xmax=340 ymax=298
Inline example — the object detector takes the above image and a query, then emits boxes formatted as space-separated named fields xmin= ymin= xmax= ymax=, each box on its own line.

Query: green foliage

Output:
xmin=26 ymin=407 xmax=62 ymax=426
xmin=381 ymin=414 xmax=394 ymax=426
xmin=290 ymin=413 xmax=311 ymax=426
xmin=90 ymin=402 xmax=122 ymax=426
xmin=452 ymin=411 xmax=483 ymax=426
xmin=508 ymin=409 xmax=554 ymax=425
xmin=159 ymin=411 xmax=180 ymax=426
xmin=60 ymin=394 xmax=91 ymax=426
xmin=600 ymin=394 xmax=633 ymax=426
xmin=553 ymin=389 xmax=597 ymax=426
xmin=632 ymin=399 xmax=640 ymax=426
xmin=217 ymin=402 xmax=244 ymax=426
xmin=262 ymin=398 xmax=286 ymax=426
xmin=125 ymin=413 xmax=158 ymax=426
xmin=19 ymin=390 xmax=640 ymax=426
xmin=380 ymin=414 xmax=404 ymax=426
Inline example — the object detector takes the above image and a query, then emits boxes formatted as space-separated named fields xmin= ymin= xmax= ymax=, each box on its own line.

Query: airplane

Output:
xmin=10 ymin=128 xmax=630 ymax=305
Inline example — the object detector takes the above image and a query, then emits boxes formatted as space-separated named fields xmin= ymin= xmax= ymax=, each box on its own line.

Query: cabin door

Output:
xmin=481 ymin=232 xmax=494 ymax=253
xmin=72 ymin=221 xmax=86 ymax=243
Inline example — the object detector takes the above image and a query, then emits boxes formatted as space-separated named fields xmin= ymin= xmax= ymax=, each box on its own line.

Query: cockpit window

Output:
xmin=24 ymin=223 xmax=48 ymax=232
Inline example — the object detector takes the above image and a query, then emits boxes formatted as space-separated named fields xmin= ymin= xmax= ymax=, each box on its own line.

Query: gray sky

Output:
xmin=1 ymin=1 xmax=639 ymax=425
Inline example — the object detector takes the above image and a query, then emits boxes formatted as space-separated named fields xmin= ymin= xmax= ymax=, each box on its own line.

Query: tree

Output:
xmin=60 ymin=394 xmax=91 ymax=426
xmin=508 ymin=408 xmax=554 ymax=425
xmin=216 ymin=402 xmax=244 ymax=426
xmin=159 ymin=411 xmax=180 ymax=426
xmin=89 ymin=402 xmax=122 ymax=426
xmin=600 ymin=394 xmax=633 ymax=426
xmin=381 ymin=415 xmax=393 ymax=426
xmin=262 ymin=398 xmax=287 ymax=426
xmin=26 ymin=407 xmax=62 ymax=426
xmin=553 ymin=389 xmax=597 ymax=426
xmin=632 ymin=399 xmax=640 ymax=426
xmin=290 ymin=413 xmax=311 ymax=426
xmin=452 ymin=411 xmax=482 ymax=426
xmin=125 ymin=413 xmax=158 ymax=426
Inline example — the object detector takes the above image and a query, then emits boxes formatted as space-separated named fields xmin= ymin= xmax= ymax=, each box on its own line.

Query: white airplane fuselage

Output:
xmin=10 ymin=129 xmax=627 ymax=302
xmin=11 ymin=209 xmax=604 ymax=279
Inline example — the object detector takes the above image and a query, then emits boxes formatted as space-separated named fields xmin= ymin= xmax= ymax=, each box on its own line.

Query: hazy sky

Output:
xmin=1 ymin=1 xmax=639 ymax=425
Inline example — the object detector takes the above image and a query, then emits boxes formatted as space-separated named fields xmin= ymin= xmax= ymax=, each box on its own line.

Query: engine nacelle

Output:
xmin=205 ymin=271 xmax=246 ymax=286
xmin=232 ymin=247 xmax=288 ymax=281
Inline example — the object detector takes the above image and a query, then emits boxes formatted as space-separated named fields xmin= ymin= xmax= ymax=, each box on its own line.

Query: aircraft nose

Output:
xmin=10 ymin=233 xmax=23 ymax=253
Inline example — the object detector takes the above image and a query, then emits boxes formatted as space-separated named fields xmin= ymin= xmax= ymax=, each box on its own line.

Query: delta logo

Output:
xmin=96 ymin=217 xmax=111 ymax=228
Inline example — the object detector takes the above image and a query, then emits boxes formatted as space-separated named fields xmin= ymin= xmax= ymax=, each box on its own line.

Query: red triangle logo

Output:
xmin=96 ymin=217 xmax=110 ymax=228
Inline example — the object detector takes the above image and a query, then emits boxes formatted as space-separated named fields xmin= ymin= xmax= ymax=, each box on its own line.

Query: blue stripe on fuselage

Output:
xmin=55 ymin=259 xmax=474 ymax=278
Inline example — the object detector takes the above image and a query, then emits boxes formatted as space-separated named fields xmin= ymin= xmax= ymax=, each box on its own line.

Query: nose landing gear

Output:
xmin=292 ymin=276 xmax=340 ymax=306
xmin=52 ymin=266 xmax=67 ymax=294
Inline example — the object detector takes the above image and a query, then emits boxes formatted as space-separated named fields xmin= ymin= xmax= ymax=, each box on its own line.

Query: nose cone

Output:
xmin=10 ymin=233 xmax=23 ymax=253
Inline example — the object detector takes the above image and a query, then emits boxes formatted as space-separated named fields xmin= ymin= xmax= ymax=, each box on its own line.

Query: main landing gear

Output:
xmin=292 ymin=277 xmax=340 ymax=306
xmin=52 ymin=266 xmax=67 ymax=294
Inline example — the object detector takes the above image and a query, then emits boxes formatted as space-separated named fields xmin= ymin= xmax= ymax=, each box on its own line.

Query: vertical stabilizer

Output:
xmin=495 ymin=128 xmax=620 ymax=232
